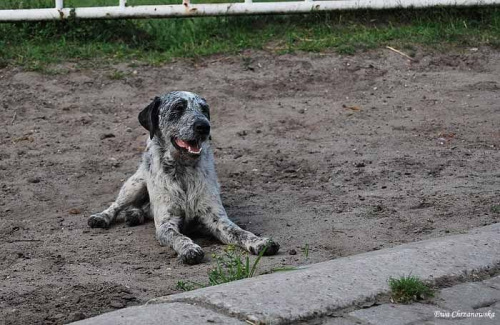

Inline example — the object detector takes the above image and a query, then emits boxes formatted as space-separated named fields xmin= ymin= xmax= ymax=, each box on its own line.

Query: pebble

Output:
xmin=68 ymin=312 xmax=86 ymax=322
xmin=110 ymin=300 xmax=125 ymax=309
xmin=122 ymin=294 xmax=136 ymax=301
xmin=288 ymin=249 xmax=297 ymax=255
xmin=27 ymin=177 xmax=41 ymax=183
xmin=100 ymin=133 xmax=116 ymax=140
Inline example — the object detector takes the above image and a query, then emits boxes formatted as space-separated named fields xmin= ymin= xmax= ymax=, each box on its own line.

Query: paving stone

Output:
xmin=466 ymin=304 xmax=500 ymax=325
xmin=72 ymin=224 xmax=500 ymax=325
xmin=417 ymin=301 xmax=500 ymax=325
xmin=483 ymin=275 xmax=500 ymax=290
xmin=349 ymin=303 xmax=438 ymax=325
xmin=417 ymin=310 xmax=498 ymax=325
xmin=414 ymin=320 xmax=452 ymax=325
xmin=70 ymin=302 xmax=246 ymax=325
xmin=437 ymin=282 xmax=500 ymax=310
xmin=318 ymin=317 xmax=363 ymax=325
xmin=301 ymin=316 xmax=362 ymax=325
xmin=152 ymin=224 xmax=500 ymax=324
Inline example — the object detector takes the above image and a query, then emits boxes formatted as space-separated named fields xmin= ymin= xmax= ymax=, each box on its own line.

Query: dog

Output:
xmin=88 ymin=91 xmax=280 ymax=264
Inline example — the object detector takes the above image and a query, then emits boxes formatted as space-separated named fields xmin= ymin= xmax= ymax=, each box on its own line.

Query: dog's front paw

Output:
xmin=179 ymin=245 xmax=205 ymax=265
xmin=249 ymin=238 xmax=280 ymax=256
xmin=88 ymin=213 xmax=109 ymax=229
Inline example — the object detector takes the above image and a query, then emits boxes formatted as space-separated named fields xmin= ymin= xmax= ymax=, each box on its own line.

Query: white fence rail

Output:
xmin=0 ymin=0 xmax=498 ymax=21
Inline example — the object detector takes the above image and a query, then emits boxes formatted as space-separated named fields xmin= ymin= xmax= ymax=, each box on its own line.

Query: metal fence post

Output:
xmin=55 ymin=0 xmax=64 ymax=10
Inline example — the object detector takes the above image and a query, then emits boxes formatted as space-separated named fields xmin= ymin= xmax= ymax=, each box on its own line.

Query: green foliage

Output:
xmin=302 ymin=243 xmax=309 ymax=258
xmin=208 ymin=244 xmax=267 ymax=286
xmin=0 ymin=3 xmax=500 ymax=70
xmin=388 ymin=275 xmax=434 ymax=304
xmin=176 ymin=280 xmax=204 ymax=291
xmin=107 ymin=69 xmax=129 ymax=80
xmin=176 ymin=244 xmax=268 ymax=292
xmin=491 ymin=205 xmax=500 ymax=214
xmin=271 ymin=266 xmax=299 ymax=272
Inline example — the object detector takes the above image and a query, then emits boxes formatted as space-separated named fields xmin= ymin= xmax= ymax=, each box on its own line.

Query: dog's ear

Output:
xmin=139 ymin=96 xmax=161 ymax=139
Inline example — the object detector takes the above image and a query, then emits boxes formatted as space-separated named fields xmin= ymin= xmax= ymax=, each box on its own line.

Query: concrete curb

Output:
xmin=72 ymin=223 xmax=500 ymax=325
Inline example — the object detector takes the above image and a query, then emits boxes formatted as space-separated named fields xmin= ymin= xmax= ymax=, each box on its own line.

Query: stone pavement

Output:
xmin=71 ymin=223 xmax=500 ymax=325
xmin=320 ymin=275 xmax=500 ymax=325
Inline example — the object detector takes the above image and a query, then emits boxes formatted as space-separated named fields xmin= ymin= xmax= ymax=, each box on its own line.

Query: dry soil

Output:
xmin=1 ymin=48 xmax=499 ymax=324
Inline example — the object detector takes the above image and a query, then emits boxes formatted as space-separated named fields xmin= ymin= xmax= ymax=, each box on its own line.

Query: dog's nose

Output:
xmin=194 ymin=120 xmax=210 ymax=136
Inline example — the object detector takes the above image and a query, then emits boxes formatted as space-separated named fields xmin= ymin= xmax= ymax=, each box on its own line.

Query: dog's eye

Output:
xmin=200 ymin=103 xmax=210 ymax=119
xmin=168 ymin=100 xmax=187 ymax=120
xmin=171 ymin=101 xmax=186 ymax=112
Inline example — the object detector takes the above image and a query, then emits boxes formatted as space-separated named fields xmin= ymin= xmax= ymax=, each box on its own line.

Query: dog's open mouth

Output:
xmin=172 ymin=138 xmax=203 ymax=155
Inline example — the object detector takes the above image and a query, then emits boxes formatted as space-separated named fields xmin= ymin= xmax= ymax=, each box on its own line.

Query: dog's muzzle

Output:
xmin=173 ymin=138 xmax=203 ymax=155
xmin=172 ymin=120 xmax=210 ymax=156
xmin=193 ymin=120 xmax=210 ymax=138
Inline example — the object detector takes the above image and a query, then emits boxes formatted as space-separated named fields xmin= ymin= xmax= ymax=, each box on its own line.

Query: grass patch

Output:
xmin=107 ymin=69 xmax=129 ymax=80
xmin=491 ymin=205 xmax=500 ymax=214
xmin=388 ymin=275 xmax=434 ymax=304
xmin=1 ymin=5 xmax=500 ymax=70
xmin=271 ymin=266 xmax=299 ymax=272
xmin=176 ymin=244 xmax=268 ymax=291
xmin=302 ymin=243 xmax=310 ymax=258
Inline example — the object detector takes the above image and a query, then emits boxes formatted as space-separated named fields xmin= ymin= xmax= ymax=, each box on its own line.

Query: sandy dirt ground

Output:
xmin=1 ymin=48 xmax=499 ymax=324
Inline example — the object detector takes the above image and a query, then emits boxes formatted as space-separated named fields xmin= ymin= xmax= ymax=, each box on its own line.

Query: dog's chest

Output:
xmin=178 ymin=170 xmax=215 ymax=217
xmin=156 ymin=165 xmax=215 ymax=217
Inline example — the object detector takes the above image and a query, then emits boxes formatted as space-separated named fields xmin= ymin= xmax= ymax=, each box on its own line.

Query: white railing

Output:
xmin=0 ymin=0 xmax=498 ymax=21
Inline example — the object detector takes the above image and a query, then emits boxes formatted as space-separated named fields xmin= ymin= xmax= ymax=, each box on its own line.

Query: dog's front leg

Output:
xmin=155 ymin=213 xmax=205 ymax=265
xmin=202 ymin=208 xmax=280 ymax=256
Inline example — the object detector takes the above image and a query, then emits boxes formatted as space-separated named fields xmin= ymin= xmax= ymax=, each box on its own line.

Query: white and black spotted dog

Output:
xmin=88 ymin=91 xmax=280 ymax=264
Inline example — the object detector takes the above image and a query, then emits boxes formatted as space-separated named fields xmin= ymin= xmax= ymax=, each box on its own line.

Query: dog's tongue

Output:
xmin=175 ymin=139 xmax=202 ymax=154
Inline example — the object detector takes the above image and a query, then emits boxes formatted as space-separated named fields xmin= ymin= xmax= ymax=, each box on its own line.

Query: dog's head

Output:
xmin=139 ymin=91 xmax=211 ymax=160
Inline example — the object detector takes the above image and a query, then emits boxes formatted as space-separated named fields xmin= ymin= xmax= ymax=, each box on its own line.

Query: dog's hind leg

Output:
xmin=88 ymin=167 xmax=147 ymax=229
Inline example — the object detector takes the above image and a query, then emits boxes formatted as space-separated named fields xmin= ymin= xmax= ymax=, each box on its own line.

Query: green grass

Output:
xmin=176 ymin=244 xmax=268 ymax=291
xmin=271 ymin=266 xmax=299 ymax=272
xmin=388 ymin=275 xmax=434 ymax=304
xmin=107 ymin=69 xmax=129 ymax=79
xmin=491 ymin=205 xmax=500 ymax=214
xmin=302 ymin=243 xmax=310 ymax=258
xmin=1 ymin=2 xmax=500 ymax=71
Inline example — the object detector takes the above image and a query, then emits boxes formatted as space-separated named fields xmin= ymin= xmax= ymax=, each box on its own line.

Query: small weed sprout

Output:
xmin=241 ymin=56 xmax=254 ymax=71
xmin=176 ymin=244 xmax=268 ymax=291
xmin=388 ymin=275 xmax=434 ymax=304
xmin=271 ymin=266 xmax=299 ymax=272
xmin=208 ymin=244 xmax=267 ymax=285
xmin=491 ymin=205 xmax=500 ymax=214
xmin=176 ymin=280 xmax=203 ymax=292
xmin=302 ymin=244 xmax=310 ymax=258
xmin=107 ymin=70 xmax=128 ymax=80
